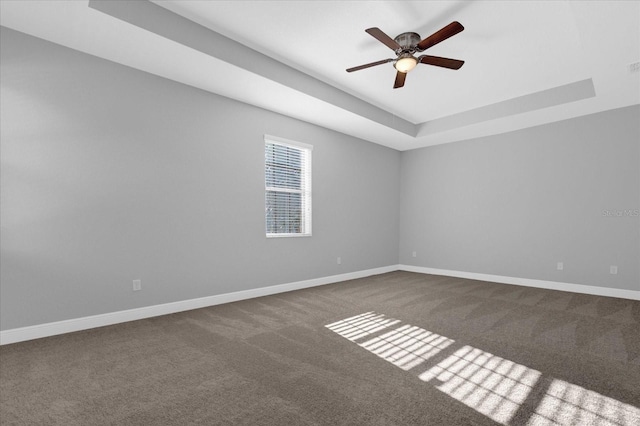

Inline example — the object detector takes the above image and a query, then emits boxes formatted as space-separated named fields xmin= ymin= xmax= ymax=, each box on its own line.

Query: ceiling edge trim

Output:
xmin=416 ymin=78 xmax=596 ymax=137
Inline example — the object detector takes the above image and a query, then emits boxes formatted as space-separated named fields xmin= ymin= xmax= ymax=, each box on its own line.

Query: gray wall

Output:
xmin=2 ymin=25 xmax=638 ymax=332
xmin=0 ymin=28 xmax=401 ymax=330
xmin=400 ymin=105 xmax=640 ymax=290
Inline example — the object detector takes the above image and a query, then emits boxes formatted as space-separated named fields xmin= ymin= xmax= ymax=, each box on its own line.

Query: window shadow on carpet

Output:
xmin=326 ymin=312 xmax=639 ymax=426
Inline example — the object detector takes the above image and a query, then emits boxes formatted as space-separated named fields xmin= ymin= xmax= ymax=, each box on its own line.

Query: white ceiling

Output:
xmin=1 ymin=0 xmax=638 ymax=151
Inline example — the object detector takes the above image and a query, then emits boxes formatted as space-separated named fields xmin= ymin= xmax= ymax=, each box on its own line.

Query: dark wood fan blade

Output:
xmin=366 ymin=27 xmax=402 ymax=51
xmin=417 ymin=21 xmax=464 ymax=51
xmin=393 ymin=71 xmax=407 ymax=89
xmin=418 ymin=55 xmax=464 ymax=70
xmin=346 ymin=58 xmax=394 ymax=72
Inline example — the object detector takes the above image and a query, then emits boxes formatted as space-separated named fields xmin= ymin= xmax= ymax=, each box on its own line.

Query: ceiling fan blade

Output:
xmin=418 ymin=55 xmax=464 ymax=70
xmin=346 ymin=58 xmax=394 ymax=73
xmin=366 ymin=27 xmax=402 ymax=51
xmin=417 ymin=21 xmax=464 ymax=51
xmin=393 ymin=71 xmax=407 ymax=89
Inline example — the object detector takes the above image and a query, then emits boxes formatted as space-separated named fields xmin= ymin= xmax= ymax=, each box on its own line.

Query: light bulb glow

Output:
xmin=395 ymin=55 xmax=418 ymax=73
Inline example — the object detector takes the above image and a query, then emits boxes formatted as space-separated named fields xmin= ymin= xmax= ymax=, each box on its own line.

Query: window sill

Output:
xmin=266 ymin=233 xmax=312 ymax=239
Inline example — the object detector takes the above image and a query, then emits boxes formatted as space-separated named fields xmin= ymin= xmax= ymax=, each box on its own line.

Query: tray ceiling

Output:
xmin=1 ymin=1 xmax=638 ymax=150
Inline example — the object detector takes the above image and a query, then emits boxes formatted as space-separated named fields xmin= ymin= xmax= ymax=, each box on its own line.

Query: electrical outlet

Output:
xmin=133 ymin=279 xmax=142 ymax=291
xmin=337 ymin=257 xmax=342 ymax=265
xmin=557 ymin=262 xmax=563 ymax=271
xmin=610 ymin=265 xmax=618 ymax=275
xmin=412 ymin=251 xmax=417 ymax=258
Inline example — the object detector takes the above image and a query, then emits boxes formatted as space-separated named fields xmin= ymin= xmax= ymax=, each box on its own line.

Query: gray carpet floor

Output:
xmin=1 ymin=271 xmax=639 ymax=425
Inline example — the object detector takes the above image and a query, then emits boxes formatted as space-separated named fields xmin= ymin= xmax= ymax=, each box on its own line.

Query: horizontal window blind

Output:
xmin=265 ymin=136 xmax=312 ymax=237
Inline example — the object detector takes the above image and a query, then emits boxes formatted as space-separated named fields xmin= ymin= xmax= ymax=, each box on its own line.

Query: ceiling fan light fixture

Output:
xmin=394 ymin=54 xmax=417 ymax=73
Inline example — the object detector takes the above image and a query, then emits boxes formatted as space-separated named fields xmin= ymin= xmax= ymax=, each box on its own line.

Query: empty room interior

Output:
xmin=1 ymin=1 xmax=639 ymax=425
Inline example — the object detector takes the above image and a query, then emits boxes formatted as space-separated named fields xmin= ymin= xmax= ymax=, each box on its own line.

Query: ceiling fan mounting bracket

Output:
xmin=393 ymin=32 xmax=421 ymax=54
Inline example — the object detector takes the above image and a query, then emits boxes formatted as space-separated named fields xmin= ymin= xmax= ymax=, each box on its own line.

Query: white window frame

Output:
xmin=264 ymin=135 xmax=312 ymax=238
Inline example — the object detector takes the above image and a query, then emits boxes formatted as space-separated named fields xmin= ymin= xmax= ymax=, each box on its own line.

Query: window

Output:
xmin=265 ymin=135 xmax=312 ymax=237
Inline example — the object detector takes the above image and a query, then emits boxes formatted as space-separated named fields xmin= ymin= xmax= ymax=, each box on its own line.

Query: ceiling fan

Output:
xmin=346 ymin=21 xmax=465 ymax=89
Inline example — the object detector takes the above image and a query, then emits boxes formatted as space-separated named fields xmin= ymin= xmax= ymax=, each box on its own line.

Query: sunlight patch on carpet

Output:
xmin=326 ymin=312 xmax=453 ymax=371
xmin=325 ymin=312 xmax=400 ymax=342
xmin=326 ymin=312 xmax=640 ymax=426
xmin=526 ymin=379 xmax=640 ymax=426
xmin=419 ymin=345 xmax=540 ymax=424
xmin=360 ymin=324 xmax=454 ymax=371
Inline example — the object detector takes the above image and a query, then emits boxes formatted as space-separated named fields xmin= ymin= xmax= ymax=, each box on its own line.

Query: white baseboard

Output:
xmin=3 ymin=264 xmax=637 ymax=345
xmin=0 ymin=265 xmax=397 ymax=345
xmin=399 ymin=264 xmax=640 ymax=301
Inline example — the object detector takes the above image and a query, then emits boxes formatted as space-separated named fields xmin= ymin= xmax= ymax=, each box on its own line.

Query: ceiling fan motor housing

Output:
xmin=394 ymin=32 xmax=420 ymax=52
